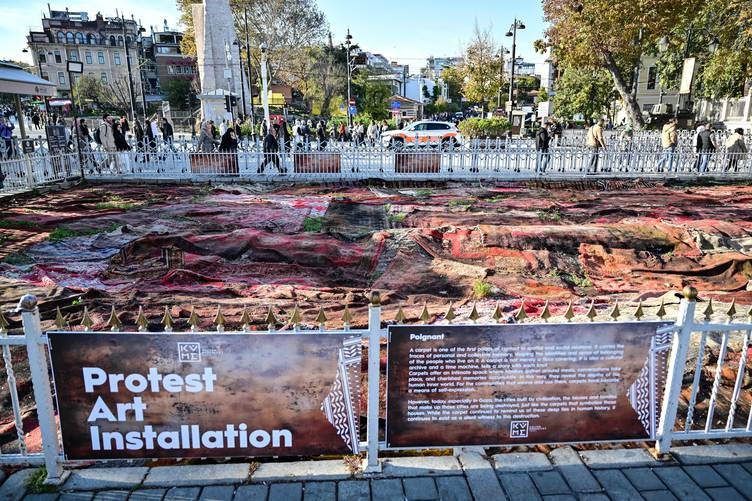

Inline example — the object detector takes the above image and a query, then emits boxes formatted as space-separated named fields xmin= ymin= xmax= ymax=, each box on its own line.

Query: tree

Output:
xmin=440 ymin=66 xmax=463 ymax=105
xmin=458 ymin=24 xmax=503 ymax=111
xmin=284 ymin=43 xmax=347 ymax=115
xmin=552 ymin=67 xmax=616 ymax=120
xmin=537 ymin=87 xmax=550 ymax=103
xmin=161 ymin=77 xmax=197 ymax=110
xmin=352 ymin=71 xmax=391 ymax=121
xmin=74 ymin=75 xmax=108 ymax=107
xmin=542 ymin=0 xmax=703 ymax=129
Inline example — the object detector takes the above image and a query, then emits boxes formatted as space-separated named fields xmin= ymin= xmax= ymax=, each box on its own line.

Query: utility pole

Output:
xmin=505 ymin=19 xmax=525 ymax=111
xmin=117 ymin=10 xmax=138 ymax=122
xmin=244 ymin=8 xmax=255 ymax=134
xmin=345 ymin=29 xmax=353 ymax=127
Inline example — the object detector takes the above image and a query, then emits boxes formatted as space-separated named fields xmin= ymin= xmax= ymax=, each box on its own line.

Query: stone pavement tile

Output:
xmin=672 ymin=444 xmax=752 ymax=465
xmin=253 ymin=460 xmax=351 ymax=482
xmin=493 ymin=453 xmax=552 ymax=473
xmin=541 ymin=496 xmax=576 ymax=501
xmin=580 ymin=449 xmax=661 ymax=469
xmin=23 ymin=495 xmax=59 ymax=501
xmin=744 ymin=463 xmax=752 ymax=475
xmin=621 ymin=468 xmax=666 ymax=491
xmin=530 ymin=471 xmax=571 ymax=496
xmin=144 ymin=465 xmax=250 ymax=488
xmin=128 ymin=489 xmax=166 ymax=501
xmin=641 ymin=490 xmax=678 ymax=501
xmin=199 ymin=486 xmax=235 ymax=501
xmin=163 ymin=487 xmax=201 ymax=501
xmin=92 ymin=491 xmax=129 ymax=501
xmin=712 ymin=464 xmax=752 ymax=495
xmin=58 ymin=494 xmax=94 ymax=501
xmin=268 ymin=483 xmax=303 ymax=501
xmin=63 ymin=468 xmax=149 ymax=491
xmin=705 ymin=486 xmax=745 ymax=501
xmin=591 ymin=470 xmax=642 ymax=501
xmin=0 ymin=468 xmax=41 ymax=501
xmin=370 ymin=478 xmax=404 ymax=501
xmin=233 ymin=484 xmax=268 ymax=501
xmin=578 ymin=495 xmax=610 ymax=501
xmin=498 ymin=473 xmax=542 ymax=501
xmin=652 ymin=467 xmax=711 ymax=501
xmin=303 ymin=481 xmax=336 ymax=501
xmin=457 ymin=450 xmax=506 ymax=501
xmin=434 ymin=477 xmax=472 ymax=501
xmin=337 ymin=480 xmax=369 ymax=501
xmin=402 ymin=477 xmax=439 ymax=501
xmin=548 ymin=446 xmax=600 ymax=493
xmin=380 ymin=457 xmax=462 ymax=478
xmin=682 ymin=466 xmax=728 ymax=488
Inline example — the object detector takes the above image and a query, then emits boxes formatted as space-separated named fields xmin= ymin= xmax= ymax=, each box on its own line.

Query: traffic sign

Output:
xmin=348 ymin=105 xmax=357 ymax=115
xmin=390 ymin=101 xmax=401 ymax=110
xmin=348 ymin=99 xmax=356 ymax=105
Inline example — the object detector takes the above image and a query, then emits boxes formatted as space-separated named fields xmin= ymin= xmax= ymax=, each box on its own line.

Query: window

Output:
xmin=114 ymin=51 xmax=121 ymax=65
xmin=41 ymin=71 xmax=49 ymax=80
xmin=410 ymin=123 xmax=427 ymax=131
xmin=647 ymin=66 xmax=657 ymax=90
xmin=69 ymin=49 xmax=78 ymax=62
xmin=87 ymin=33 xmax=96 ymax=45
xmin=98 ymin=51 xmax=105 ymax=64
xmin=66 ymin=32 xmax=75 ymax=44
xmin=38 ymin=52 xmax=46 ymax=63
xmin=58 ymin=72 xmax=65 ymax=85
xmin=167 ymin=65 xmax=175 ymax=75
xmin=57 ymin=32 xmax=65 ymax=44
xmin=85 ymin=51 xmax=92 ymax=64
xmin=101 ymin=73 xmax=108 ymax=84
xmin=109 ymin=35 xmax=116 ymax=47
xmin=118 ymin=36 xmax=124 ymax=47
xmin=427 ymin=123 xmax=450 ymax=130
xmin=54 ymin=50 xmax=62 ymax=64
xmin=76 ymin=32 xmax=84 ymax=44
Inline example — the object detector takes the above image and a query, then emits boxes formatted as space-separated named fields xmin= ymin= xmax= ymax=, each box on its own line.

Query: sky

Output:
xmin=2 ymin=0 xmax=548 ymax=71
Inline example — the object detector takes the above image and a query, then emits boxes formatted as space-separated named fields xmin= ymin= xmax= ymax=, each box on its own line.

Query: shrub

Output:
xmin=472 ymin=280 xmax=493 ymax=299
xmin=388 ymin=213 xmax=407 ymax=223
xmin=457 ymin=117 xmax=511 ymax=139
xmin=302 ymin=216 xmax=325 ymax=232
xmin=536 ymin=207 xmax=562 ymax=222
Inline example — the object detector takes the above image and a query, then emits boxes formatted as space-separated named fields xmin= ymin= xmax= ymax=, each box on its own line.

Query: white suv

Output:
xmin=381 ymin=121 xmax=461 ymax=149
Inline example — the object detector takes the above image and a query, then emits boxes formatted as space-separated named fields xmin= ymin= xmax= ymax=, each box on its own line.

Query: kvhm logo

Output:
xmin=178 ymin=342 xmax=201 ymax=362
xmin=510 ymin=420 xmax=529 ymax=439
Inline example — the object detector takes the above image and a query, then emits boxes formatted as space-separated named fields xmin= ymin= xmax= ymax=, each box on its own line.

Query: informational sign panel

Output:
xmin=45 ymin=125 xmax=68 ymax=155
xmin=386 ymin=323 xmax=669 ymax=448
xmin=48 ymin=332 xmax=361 ymax=460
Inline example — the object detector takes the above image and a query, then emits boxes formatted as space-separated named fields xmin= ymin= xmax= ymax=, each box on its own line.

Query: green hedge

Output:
xmin=457 ymin=117 xmax=512 ymax=138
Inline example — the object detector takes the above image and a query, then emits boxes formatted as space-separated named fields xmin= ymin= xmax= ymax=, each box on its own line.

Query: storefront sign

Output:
xmin=386 ymin=323 xmax=669 ymax=448
xmin=48 ymin=332 xmax=361 ymax=460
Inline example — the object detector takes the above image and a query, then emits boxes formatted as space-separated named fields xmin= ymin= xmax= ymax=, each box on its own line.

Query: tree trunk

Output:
xmin=602 ymin=51 xmax=645 ymax=130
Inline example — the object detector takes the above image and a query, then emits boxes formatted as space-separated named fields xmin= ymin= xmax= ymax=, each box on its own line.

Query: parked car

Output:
xmin=381 ymin=120 xmax=461 ymax=149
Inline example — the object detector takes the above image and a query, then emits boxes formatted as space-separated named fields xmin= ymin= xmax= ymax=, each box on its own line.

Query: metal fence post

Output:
xmin=17 ymin=294 xmax=66 ymax=484
xmin=655 ymin=286 xmax=697 ymax=455
xmin=364 ymin=291 xmax=382 ymax=472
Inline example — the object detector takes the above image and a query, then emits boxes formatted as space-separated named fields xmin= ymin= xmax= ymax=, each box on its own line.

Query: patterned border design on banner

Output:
xmin=627 ymin=331 xmax=672 ymax=438
xmin=321 ymin=336 xmax=361 ymax=453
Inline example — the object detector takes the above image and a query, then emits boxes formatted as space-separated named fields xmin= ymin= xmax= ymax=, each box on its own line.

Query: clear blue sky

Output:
xmin=4 ymin=0 xmax=548 ymax=71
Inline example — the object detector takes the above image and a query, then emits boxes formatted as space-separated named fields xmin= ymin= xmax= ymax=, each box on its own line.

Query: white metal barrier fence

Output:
xmin=0 ymin=288 xmax=750 ymax=483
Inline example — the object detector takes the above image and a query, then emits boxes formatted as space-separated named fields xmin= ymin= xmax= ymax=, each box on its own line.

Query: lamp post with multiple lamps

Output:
xmin=505 ymin=19 xmax=525 ymax=112
xmin=259 ymin=42 xmax=271 ymax=130
xmin=114 ymin=10 xmax=139 ymax=123
xmin=344 ymin=29 xmax=357 ymax=126
xmin=658 ymin=27 xmax=719 ymax=118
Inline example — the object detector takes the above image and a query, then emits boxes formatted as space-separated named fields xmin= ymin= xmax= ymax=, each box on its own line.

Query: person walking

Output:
xmin=535 ymin=120 xmax=551 ymax=175
xmin=161 ymin=117 xmax=174 ymax=148
xmin=198 ymin=122 xmax=218 ymax=153
xmin=724 ymin=128 xmax=748 ymax=173
xmin=316 ymin=120 xmax=327 ymax=150
xmin=98 ymin=114 xmax=118 ymax=173
xmin=693 ymin=122 xmax=707 ymax=171
xmin=259 ymin=124 xmax=286 ymax=174
xmin=585 ymin=118 xmax=606 ymax=173
xmin=134 ymin=120 xmax=146 ymax=163
xmin=0 ymin=116 xmax=15 ymax=160
xmin=696 ymin=124 xmax=716 ymax=173
xmin=657 ymin=118 xmax=678 ymax=173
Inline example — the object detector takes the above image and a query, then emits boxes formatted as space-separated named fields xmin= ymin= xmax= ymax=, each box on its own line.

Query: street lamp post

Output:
xmin=232 ymin=40 xmax=248 ymax=118
xmin=116 ymin=10 xmax=138 ymax=123
xmin=505 ymin=19 xmax=525 ymax=112
xmin=225 ymin=41 xmax=236 ymax=124
xmin=345 ymin=29 xmax=354 ymax=126
xmin=243 ymin=8 xmax=256 ymax=134
xmin=259 ymin=42 xmax=271 ymax=130
xmin=495 ymin=48 xmax=510 ymax=109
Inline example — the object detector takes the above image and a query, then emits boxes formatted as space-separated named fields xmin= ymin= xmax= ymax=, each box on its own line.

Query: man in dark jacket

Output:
xmin=535 ymin=121 xmax=551 ymax=174
xmin=258 ymin=124 xmax=286 ymax=174
xmin=697 ymin=125 xmax=716 ymax=173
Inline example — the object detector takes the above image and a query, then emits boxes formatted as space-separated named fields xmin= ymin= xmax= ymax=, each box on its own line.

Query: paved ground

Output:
xmin=2 ymin=445 xmax=752 ymax=500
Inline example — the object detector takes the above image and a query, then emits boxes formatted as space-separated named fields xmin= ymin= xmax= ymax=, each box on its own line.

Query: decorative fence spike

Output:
xmin=107 ymin=305 xmax=121 ymax=332
xmin=634 ymin=300 xmax=645 ymax=320
xmin=161 ymin=306 xmax=174 ymax=332
xmin=81 ymin=307 xmax=94 ymax=331
xmin=240 ymin=306 xmax=252 ymax=332
xmin=395 ymin=306 xmax=406 ymax=324
xmin=341 ymin=305 xmax=353 ymax=327
xmin=656 ymin=298 xmax=667 ymax=320
xmin=492 ymin=303 xmax=503 ymax=323
xmin=54 ymin=307 xmax=66 ymax=330
xmin=609 ymin=300 xmax=621 ymax=321
xmin=469 ymin=303 xmax=479 ymax=322
xmin=213 ymin=306 xmax=225 ymax=332
xmin=188 ymin=306 xmax=200 ymax=332
xmin=564 ymin=300 xmax=575 ymax=322
xmin=265 ymin=307 xmax=278 ymax=329
xmin=540 ymin=301 xmax=551 ymax=322
xmin=444 ymin=302 xmax=457 ymax=323
xmin=726 ymin=299 xmax=737 ymax=320
xmin=314 ymin=307 xmax=328 ymax=327
xmin=289 ymin=305 xmax=303 ymax=326
xmin=419 ymin=304 xmax=430 ymax=324
xmin=515 ymin=302 xmax=527 ymax=322
xmin=703 ymin=299 xmax=714 ymax=322
xmin=586 ymin=301 xmax=597 ymax=322
xmin=0 ymin=311 xmax=9 ymax=333
xmin=136 ymin=306 xmax=149 ymax=332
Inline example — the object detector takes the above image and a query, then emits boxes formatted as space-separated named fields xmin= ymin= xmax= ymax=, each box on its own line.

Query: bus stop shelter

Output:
xmin=0 ymin=61 xmax=57 ymax=138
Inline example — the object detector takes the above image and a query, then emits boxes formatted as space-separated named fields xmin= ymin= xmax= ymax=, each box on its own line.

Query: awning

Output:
xmin=48 ymin=99 xmax=72 ymax=107
xmin=0 ymin=61 xmax=56 ymax=97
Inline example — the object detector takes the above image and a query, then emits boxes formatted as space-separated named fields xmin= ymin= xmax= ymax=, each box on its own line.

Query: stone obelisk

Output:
xmin=192 ymin=0 xmax=248 ymax=123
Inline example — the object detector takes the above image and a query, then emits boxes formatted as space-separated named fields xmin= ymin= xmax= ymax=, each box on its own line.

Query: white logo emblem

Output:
xmin=177 ymin=342 xmax=201 ymax=362
xmin=510 ymin=421 xmax=529 ymax=438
